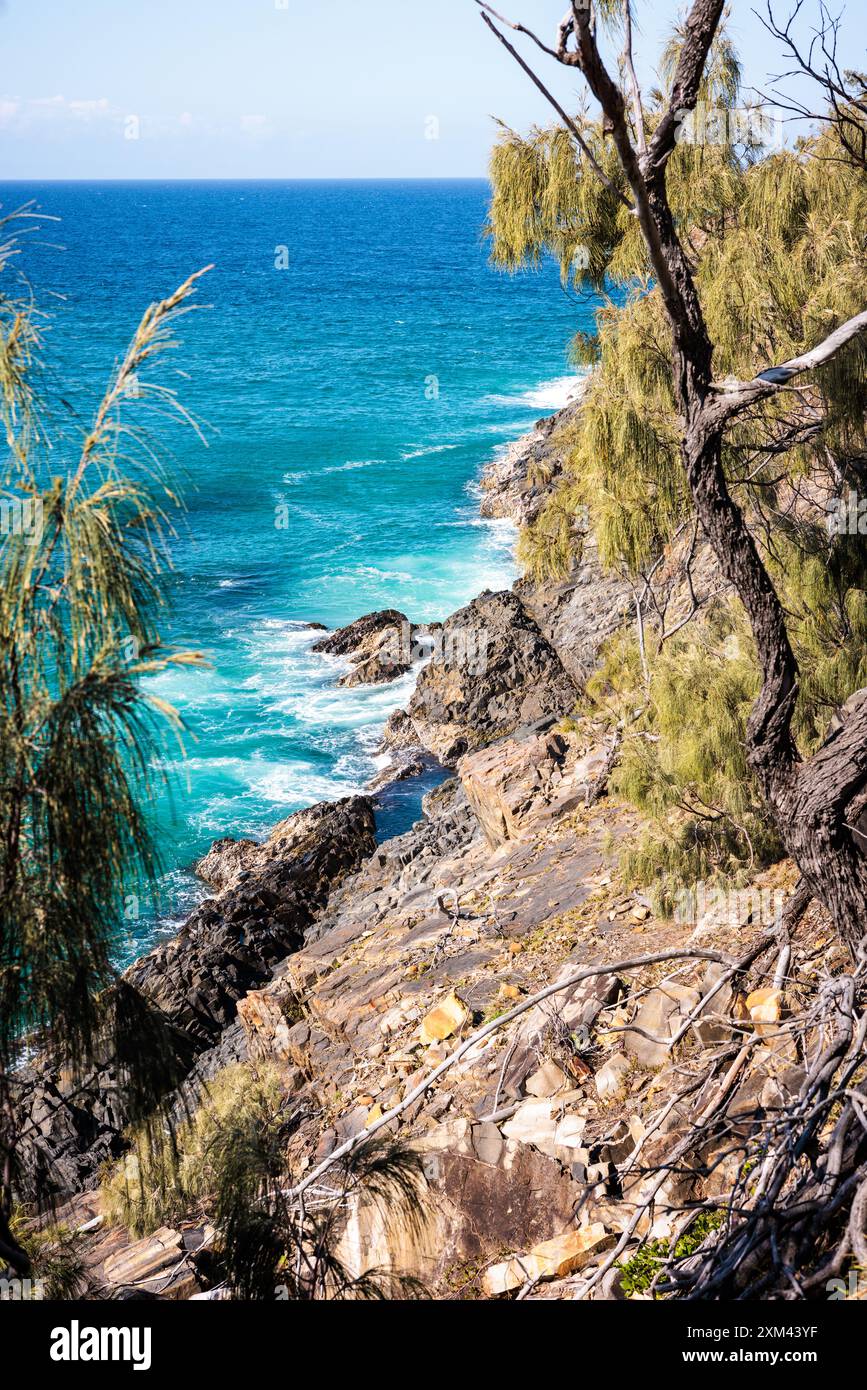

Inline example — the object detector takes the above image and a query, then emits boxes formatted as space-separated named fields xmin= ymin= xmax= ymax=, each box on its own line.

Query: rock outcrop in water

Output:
xmin=311 ymin=608 xmax=443 ymax=688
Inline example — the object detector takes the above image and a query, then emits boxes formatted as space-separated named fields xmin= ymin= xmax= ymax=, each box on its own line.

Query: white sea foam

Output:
xmin=339 ymin=564 xmax=416 ymax=584
xmin=326 ymin=458 xmax=386 ymax=473
xmin=400 ymin=443 xmax=460 ymax=461
xmin=484 ymin=373 xmax=585 ymax=411
xmin=281 ymin=458 xmax=385 ymax=484
xmin=251 ymin=763 xmax=363 ymax=805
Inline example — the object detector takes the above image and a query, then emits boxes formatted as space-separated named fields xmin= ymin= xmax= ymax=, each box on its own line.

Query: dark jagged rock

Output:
xmin=311 ymin=609 xmax=407 ymax=659
xmin=127 ymin=797 xmax=377 ymax=1048
xmin=312 ymin=609 xmax=411 ymax=687
xmin=404 ymin=590 xmax=578 ymax=764
xmin=312 ymin=609 xmax=445 ymax=689
xmin=11 ymin=1007 xmax=200 ymax=1203
xmin=13 ymin=796 xmax=376 ymax=1198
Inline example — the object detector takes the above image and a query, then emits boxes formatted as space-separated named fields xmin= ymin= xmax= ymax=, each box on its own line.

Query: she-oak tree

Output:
xmin=477 ymin=0 xmax=867 ymax=955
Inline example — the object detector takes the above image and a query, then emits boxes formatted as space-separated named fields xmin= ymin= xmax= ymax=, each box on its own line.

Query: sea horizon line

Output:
xmin=0 ymin=175 xmax=494 ymax=185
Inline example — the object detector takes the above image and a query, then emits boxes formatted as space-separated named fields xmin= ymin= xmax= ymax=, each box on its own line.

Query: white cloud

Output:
xmin=239 ymin=113 xmax=272 ymax=136
xmin=1 ymin=95 xmax=115 ymax=129
xmin=68 ymin=98 xmax=111 ymax=118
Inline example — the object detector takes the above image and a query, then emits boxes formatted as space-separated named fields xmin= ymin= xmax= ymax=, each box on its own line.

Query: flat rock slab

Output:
xmin=624 ymin=982 xmax=702 ymax=1069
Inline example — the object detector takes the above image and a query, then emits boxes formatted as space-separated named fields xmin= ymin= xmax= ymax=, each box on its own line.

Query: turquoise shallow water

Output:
xmin=4 ymin=180 xmax=593 ymax=960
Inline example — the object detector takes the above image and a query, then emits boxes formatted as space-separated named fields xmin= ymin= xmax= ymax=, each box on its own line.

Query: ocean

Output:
xmin=4 ymin=179 xmax=591 ymax=961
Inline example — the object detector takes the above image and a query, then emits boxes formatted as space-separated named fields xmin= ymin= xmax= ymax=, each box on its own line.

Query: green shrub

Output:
xmin=10 ymin=1211 xmax=86 ymax=1299
xmin=102 ymin=1062 xmax=286 ymax=1238
xmin=618 ymin=1211 xmax=724 ymax=1297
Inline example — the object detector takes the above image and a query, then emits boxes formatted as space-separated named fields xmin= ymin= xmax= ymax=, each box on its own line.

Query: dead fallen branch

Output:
xmin=286 ymin=942 xmax=764 ymax=1204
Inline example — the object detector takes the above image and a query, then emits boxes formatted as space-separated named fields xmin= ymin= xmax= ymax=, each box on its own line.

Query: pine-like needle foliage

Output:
xmin=103 ymin=1063 xmax=428 ymax=1301
xmin=0 ymin=207 xmax=210 ymax=1270
xmin=487 ymin=13 xmax=867 ymax=903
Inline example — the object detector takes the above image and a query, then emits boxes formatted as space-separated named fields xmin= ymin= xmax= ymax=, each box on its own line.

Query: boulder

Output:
xmin=552 ymin=1113 xmax=588 ymax=1154
xmin=745 ymin=988 xmax=798 ymax=1063
xmin=502 ymin=1099 xmax=559 ymax=1155
xmin=313 ymin=610 xmax=409 ymax=660
xmin=194 ymin=836 xmax=262 ymax=892
xmin=419 ymin=992 xmax=469 ymax=1046
xmin=692 ymin=962 xmax=737 ymax=1047
xmin=235 ymin=989 xmax=305 ymax=1090
xmin=339 ymin=1122 xmax=583 ymax=1288
xmin=524 ymin=1060 xmax=569 ymax=1098
xmin=102 ymin=1227 xmax=184 ymax=1288
xmin=312 ymin=610 xmax=442 ymax=687
xmin=745 ymin=987 xmax=783 ymax=1035
xmin=458 ymin=729 xmax=610 ymax=846
xmin=194 ymin=797 xmax=374 ymax=896
xmin=482 ymin=1223 xmax=612 ymax=1296
xmin=624 ymin=982 xmax=702 ymax=1069
xmin=595 ymin=1052 xmax=631 ymax=1102
xmin=405 ymin=591 xmax=578 ymax=765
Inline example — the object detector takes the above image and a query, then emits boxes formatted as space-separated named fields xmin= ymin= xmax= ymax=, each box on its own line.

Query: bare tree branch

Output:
xmin=287 ymin=943 xmax=754 ymax=1204
xmin=710 ymin=307 xmax=867 ymax=421
xmin=622 ymin=0 xmax=647 ymax=157
xmin=477 ymin=8 xmax=633 ymax=207
xmin=474 ymin=0 xmax=563 ymax=60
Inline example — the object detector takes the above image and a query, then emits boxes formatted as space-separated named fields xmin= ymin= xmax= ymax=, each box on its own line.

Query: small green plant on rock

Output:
xmin=618 ymin=1211 xmax=724 ymax=1298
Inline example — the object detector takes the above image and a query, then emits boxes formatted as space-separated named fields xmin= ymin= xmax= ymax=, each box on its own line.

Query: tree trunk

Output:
xmin=481 ymin=0 xmax=867 ymax=956
xmin=682 ymin=424 xmax=867 ymax=956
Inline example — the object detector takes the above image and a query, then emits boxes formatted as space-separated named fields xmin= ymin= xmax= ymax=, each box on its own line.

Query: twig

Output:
xmin=478 ymin=10 xmax=634 ymax=209
xmin=286 ymin=944 xmax=751 ymax=1203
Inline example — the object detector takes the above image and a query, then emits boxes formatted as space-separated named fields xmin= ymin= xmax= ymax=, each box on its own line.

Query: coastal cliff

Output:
xmin=16 ymin=400 xmax=831 ymax=1301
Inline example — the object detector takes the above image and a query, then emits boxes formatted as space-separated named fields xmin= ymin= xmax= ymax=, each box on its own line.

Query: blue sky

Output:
xmin=0 ymin=0 xmax=847 ymax=178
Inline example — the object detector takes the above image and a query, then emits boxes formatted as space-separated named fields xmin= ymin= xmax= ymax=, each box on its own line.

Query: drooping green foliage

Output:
xmin=587 ymin=604 xmax=784 ymax=912
xmin=103 ymin=1063 xmax=428 ymax=1301
xmin=487 ymin=13 xmax=867 ymax=902
xmin=0 ymin=207 xmax=210 ymax=1264
xmin=9 ymin=1209 xmax=86 ymax=1299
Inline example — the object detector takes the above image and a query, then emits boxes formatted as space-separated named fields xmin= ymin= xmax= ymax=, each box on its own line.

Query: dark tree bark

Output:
xmin=0 ymin=1075 xmax=31 ymax=1276
xmin=479 ymin=0 xmax=867 ymax=955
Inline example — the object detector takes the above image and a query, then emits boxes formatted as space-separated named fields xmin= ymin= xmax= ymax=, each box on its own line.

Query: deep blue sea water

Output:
xmin=3 ymin=180 xmax=591 ymax=960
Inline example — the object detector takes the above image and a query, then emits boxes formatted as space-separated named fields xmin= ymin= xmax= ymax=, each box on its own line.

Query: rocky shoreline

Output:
xmin=15 ymin=396 xmax=826 ymax=1301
